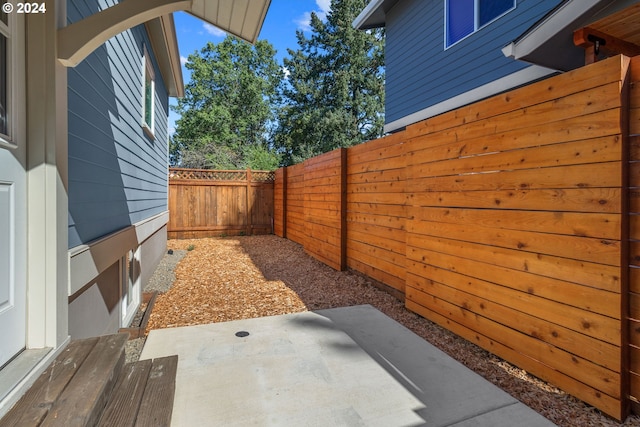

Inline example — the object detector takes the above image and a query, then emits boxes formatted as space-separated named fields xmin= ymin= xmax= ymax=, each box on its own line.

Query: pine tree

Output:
xmin=275 ymin=0 xmax=385 ymax=165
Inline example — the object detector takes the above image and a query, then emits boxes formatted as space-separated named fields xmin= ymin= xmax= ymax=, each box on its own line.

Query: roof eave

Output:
xmin=502 ymin=0 xmax=634 ymax=71
xmin=353 ymin=0 xmax=388 ymax=30
xmin=145 ymin=15 xmax=184 ymax=98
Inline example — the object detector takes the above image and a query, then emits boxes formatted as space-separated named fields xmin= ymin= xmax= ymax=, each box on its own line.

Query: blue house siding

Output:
xmin=384 ymin=0 xmax=562 ymax=127
xmin=67 ymin=0 xmax=170 ymax=248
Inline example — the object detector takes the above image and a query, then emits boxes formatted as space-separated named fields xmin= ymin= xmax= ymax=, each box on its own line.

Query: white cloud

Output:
xmin=282 ymin=66 xmax=291 ymax=79
xmin=202 ymin=23 xmax=226 ymax=38
xmin=180 ymin=56 xmax=188 ymax=66
xmin=316 ymin=0 xmax=331 ymax=16
xmin=295 ymin=0 xmax=332 ymax=31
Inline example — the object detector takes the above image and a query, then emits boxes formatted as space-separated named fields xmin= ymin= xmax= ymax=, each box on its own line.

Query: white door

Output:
xmin=0 ymin=10 xmax=26 ymax=368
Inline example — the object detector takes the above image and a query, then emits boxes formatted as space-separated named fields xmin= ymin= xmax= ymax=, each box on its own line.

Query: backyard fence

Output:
xmin=168 ymin=168 xmax=274 ymax=238
xmin=274 ymin=55 xmax=638 ymax=421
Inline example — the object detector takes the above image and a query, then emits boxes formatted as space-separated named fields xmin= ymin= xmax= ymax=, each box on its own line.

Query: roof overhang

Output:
xmin=502 ymin=0 xmax=638 ymax=71
xmin=188 ymin=0 xmax=270 ymax=44
xmin=353 ymin=0 xmax=400 ymax=30
xmin=145 ymin=16 xmax=184 ymax=98
xmin=58 ymin=0 xmax=271 ymax=79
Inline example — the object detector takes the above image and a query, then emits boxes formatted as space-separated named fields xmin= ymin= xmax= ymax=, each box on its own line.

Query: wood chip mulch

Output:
xmin=146 ymin=235 xmax=640 ymax=427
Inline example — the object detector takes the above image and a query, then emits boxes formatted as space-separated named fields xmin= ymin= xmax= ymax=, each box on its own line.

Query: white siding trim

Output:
xmin=353 ymin=0 xmax=385 ymax=29
xmin=68 ymin=210 xmax=168 ymax=296
xmin=384 ymin=64 xmax=557 ymax=133
xmin=501 ymin=0 xmax=601 ymax=61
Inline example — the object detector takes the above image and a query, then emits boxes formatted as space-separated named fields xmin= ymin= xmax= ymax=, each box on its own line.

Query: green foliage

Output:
xmin=274 ymin=0 xmax=385 ymax=165
xmin=171 ymin=37 xmax=283 ymax=170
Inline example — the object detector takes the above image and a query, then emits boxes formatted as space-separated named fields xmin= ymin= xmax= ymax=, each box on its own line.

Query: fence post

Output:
xmin=340 ymin=148 xmax=347 ymax=271
xmin=282 ymin=167 xmax=287 ymax=238
xmin=246 ymin=168 xmax=252 ymax=235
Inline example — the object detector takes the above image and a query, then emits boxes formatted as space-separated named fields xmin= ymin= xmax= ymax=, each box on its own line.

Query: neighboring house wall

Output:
xmin=66 ymin=0 xmax=170 ymax=339
xmin=383 ymin=0 xmax=562 ymax=131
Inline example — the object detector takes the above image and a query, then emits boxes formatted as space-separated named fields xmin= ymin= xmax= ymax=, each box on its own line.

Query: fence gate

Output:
xmin=167 ymin=168 xmax=274 ymax=238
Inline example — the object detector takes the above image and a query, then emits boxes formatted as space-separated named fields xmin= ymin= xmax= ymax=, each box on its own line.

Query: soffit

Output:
xmin=502 ymin=0 xmax=639 ymax=71
xmin=586 ymin=2 xmax=640 ymax=45
xmin=353 ymin=0 xmax=400 ymax=30
xmin=189 ymin=0 xmax=271 ymax=44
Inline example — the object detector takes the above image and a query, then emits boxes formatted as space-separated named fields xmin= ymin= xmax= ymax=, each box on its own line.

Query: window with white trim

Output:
xmin=445 ymin=0 xmax=515 ymax=48
xmin=142 ymin=46 xmax=155 ymax=137
xmin=0 ymin=10 xmax=10 ymax=141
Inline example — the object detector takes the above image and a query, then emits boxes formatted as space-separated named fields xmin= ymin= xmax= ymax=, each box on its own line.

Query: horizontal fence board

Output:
xmin=346 ymin=239 xmax=405 ymax=277
xmin=407 ymin=96 xmax=620 ymax=158
xmin=406 ymin=247 xmax=621 ymax=345
xmin=406 ymin=281 xmax=620 ymax=394
xmin=412 ymin=206 xmax=620 ymax=240
xmin=347 ymin=202 xmax=407 ymax=219
xmin=406 ymin=57 xmax=625 ymax=140
xmin=348 ymin=192 xmax=407 ymax=206
xmin=407 ymin=160 xmax=621 ymax=194
xmin=409 ymin=113 xmax=622 ymax=169
xmin=347 ymin=169 xmax=405 ymax=184
xmin=408 ymin=215 xmax=621 ymax=267
xmin=406 ymin=270 xmax=619 ymax=371
xmin=347 ymin=258 xmax=406 ymax=292
xmin=409 ymin=188 xmax=621 ymax=213
xmin=409 ymin=136 xmax=621 ymax=179
xmin=347 ymin=218 xmax=406 ymax=245
xmin=348 ymin=227 xmax=406 ymax=256
xmin=347 ymin=155 xmax=407 ymax=174
xmin=406 ymin=289 xmax=621 ymax=402
xmin=406 ymin=299 xmax=621 ymax=420
xmin=407 ymin=230 xmax=620 ymax=304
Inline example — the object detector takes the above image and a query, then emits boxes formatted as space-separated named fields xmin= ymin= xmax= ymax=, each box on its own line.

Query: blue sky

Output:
xmin=169 ymin=0 xmax=333 ymax=133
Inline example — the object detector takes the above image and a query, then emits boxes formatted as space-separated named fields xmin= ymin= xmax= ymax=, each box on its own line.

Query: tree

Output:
xmin=171 ymin=37 xmax=283 ymax=170
xmin=274 ymin=0 xmax=385 ymax=165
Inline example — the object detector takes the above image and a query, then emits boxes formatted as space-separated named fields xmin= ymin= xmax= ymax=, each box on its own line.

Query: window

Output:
xmin=121 ymin=248 xmax=140 ymax=326
xmin=445 ymin=0 xmax=515 ymax=47
xmin=0 ymin=10 xmax=10 ymax=140
xmin=142 ymin=46 xmax=155 ymax=137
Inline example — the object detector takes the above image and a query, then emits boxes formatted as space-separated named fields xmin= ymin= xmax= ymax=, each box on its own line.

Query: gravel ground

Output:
xmin=131 ymin=235 xmax=639 ymax=426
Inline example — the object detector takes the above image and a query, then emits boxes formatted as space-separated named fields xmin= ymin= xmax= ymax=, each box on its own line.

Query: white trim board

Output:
xmin=68 ymin=210 xmax=169 ymax=296
xmin=501 ymin=0 xmax=603 ymax=61
xmin=384 ymin=65 xmax=557 ymax=133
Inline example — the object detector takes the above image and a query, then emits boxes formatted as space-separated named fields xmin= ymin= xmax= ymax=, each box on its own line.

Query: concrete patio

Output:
xmin=140 ymin=304 xmax=555 ymax=426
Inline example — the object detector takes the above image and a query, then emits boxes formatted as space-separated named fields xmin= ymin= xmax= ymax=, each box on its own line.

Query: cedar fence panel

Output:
xmin=284 ymin=162 xmax=306 ymax=246
xmin=303 ymin=149 xmax=346 ymax=270
xmin=347 ymin=132 xmax=407 ymax=295
xmin=273 ymin=55 xmax=637 ymax=420
xmin=629 ymin=54 xmax=640 ymax=414
xmin=168 ymin=168 xmax=274 ymax=238
xmin=405 ymin=55 xmax=628 ymax=420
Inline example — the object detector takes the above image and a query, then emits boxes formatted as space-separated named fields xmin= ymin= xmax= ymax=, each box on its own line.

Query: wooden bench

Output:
xmin=0 ymin=334 xmax=178 ymax=427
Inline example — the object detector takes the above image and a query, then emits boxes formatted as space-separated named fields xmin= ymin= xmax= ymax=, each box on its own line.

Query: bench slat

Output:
xmin=40 ymin=333 xmax=127 ymax=427
xmin=0 ymin=337 xmax=98 ymax=427
xmin=134 ymin=355 xmax=178 ymax=427
xmin=97 ymin=360 xmax=152 ymax=427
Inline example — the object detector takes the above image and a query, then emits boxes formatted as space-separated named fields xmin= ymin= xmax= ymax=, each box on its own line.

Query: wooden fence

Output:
xmin=274 ymin=55 xmax=636 ymax=420
xmin=168 ymin=168 xmax=274 ymax=238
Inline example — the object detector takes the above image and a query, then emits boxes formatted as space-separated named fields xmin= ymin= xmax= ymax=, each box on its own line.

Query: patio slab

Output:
xmin=140 ymin=304 xmax=555 ymax=426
